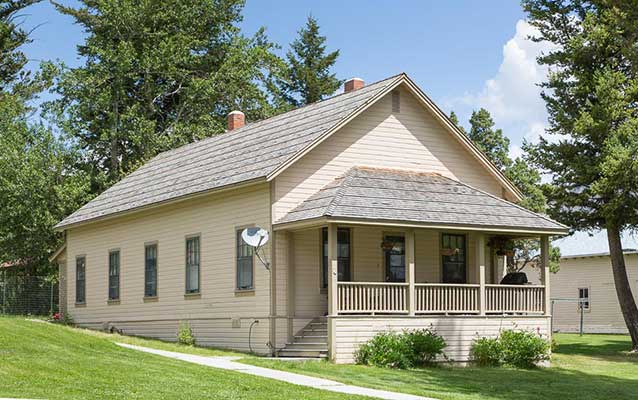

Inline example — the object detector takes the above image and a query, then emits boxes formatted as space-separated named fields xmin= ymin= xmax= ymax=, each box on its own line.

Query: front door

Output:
xmin=384 ymin=235 xmax=405 ymax=282
xmin=441 ymin=233 xmax=467 ymax=283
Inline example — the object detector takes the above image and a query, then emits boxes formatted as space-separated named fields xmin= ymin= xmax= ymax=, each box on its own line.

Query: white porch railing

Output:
xmin=485 ymin=284 xmax=545 ymax=314
xmin=415 ymin=284 xmax=480 ymax=314
xmin=336 ymin=282 xmax=546 ymax=315
xmin=337 ymin=282 xmax=408 ymax=314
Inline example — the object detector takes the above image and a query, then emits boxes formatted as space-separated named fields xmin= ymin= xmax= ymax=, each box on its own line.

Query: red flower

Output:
xmin=53 ymin=313 xmax=61 ymax=320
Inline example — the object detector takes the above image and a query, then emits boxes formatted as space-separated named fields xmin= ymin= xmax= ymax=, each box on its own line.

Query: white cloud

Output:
xmin=446 ymin=20 xmax=556 ymax=153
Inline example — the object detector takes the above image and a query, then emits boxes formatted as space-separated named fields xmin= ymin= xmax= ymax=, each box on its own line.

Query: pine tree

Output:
xmin=280 ymin=16 xmax=341 ymax=107
xmin=459 ymin=108 xmax=560 ymax=275
xmin=468 ymin=108 xmax=511 ymax=171
xmin=523 ymin=0 xmax=638 ymax=349
xmin=48 ymin=0 xmax=286 ymax=193
xmin=449 ymin=111 xmax=466 ymax=134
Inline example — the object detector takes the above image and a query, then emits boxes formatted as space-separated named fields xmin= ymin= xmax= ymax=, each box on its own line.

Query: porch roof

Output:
xmin=275 ymin=167 xmax=568 ymax=234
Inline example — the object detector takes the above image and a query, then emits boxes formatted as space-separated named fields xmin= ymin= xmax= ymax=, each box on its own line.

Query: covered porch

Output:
xmin=274 ymin=167 xmax=567 ymax=362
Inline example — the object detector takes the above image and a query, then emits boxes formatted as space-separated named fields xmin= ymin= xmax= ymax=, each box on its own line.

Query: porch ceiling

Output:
xmin=274 ymin=167 xmax=568 ymax=235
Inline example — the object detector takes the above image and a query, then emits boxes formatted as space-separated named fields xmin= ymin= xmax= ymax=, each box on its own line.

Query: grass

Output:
xmin=3 ymin=316 xmax=637 ymax=400
xmin=242 ymin=333 xmax=638 ymax=400
xmin=0 ymin=316 xmax=364 ymax=400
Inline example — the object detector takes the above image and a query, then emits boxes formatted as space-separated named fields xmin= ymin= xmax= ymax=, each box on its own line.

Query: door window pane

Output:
xmin=442 ymin=234 xmax=466 ymax=283
xmin=322 ymin=228 xmax=351 ymax=287
xmin=384 ymin=235 xmax=405 ymax=282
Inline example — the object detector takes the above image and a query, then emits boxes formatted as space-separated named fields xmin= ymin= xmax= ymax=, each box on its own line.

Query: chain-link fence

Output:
xmin=0 ymin=276 xmax=58 ymax=316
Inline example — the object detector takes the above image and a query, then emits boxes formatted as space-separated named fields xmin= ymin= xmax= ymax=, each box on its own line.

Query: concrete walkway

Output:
xmin=116 ymin=343 xmax=435 ymax=400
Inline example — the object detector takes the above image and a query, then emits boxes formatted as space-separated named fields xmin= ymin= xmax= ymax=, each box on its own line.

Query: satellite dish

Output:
xmin=242 ymin=227 xmax=269 ymax=248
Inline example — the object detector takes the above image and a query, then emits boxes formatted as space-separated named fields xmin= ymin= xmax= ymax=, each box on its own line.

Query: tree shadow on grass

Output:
xmin=553 ymin=334 xmax=638 ymax=362
xmin=400 ymin=363 xmax=638 ymax=400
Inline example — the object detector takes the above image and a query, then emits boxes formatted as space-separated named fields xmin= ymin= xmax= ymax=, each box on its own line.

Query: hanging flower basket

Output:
xmin=381 ymin=240 xmax=395 ymax=251
xmin=441 ymin=248 xmax=459 ymax=257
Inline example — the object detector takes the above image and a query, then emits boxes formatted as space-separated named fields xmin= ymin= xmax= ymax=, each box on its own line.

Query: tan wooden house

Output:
xmin=551 ymin=250 xmax=638 ymax=334
xmin=51 ymin=73 xmax=567 ymax=363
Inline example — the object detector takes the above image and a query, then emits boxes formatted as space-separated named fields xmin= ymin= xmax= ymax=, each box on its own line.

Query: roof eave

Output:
xmin=273 ymin=216 xmax=568 ymax=236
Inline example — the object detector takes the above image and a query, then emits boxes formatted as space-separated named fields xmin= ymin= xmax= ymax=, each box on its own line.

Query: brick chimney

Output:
xmin=344 ymin=77 xmax=364 ymax=93
xmin=227 ymin=110 xmax=245 ymax=131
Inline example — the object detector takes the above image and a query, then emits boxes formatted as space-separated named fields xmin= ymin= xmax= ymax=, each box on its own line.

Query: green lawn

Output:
xmin=0 ymin=317 xmax=363 ymax=400
xmin=3 ymin=316 xmax=637 ymax=400
xmin=242 ymin=333 xmax=638 ymax=400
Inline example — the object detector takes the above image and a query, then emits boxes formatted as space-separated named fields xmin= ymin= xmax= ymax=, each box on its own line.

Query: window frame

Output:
xmin=236 ymin=227 xmax=255 ymax=291
xmin=440 ymin=233 xmax=467 ymax=284
xmin=75 ymin=255 xmax=86 ymax=305
xmin=144 ymin=242 xmax=158 ymax=298
xmin=185 ymin=235 xmax=201 ymax=295
xmin=578 ymin=287 xmax=590 ymax=311
xmin=108 ymin=249 xmax=120 ymax=301
xmin=321 ymin=227 xmax=352 ymax=289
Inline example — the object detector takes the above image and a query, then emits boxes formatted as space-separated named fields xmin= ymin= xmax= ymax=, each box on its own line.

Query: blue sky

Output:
xmin=20 ymin=1 xmax=638 ymax=254
xmin=23 ymin=0 xmax=530 ymax=141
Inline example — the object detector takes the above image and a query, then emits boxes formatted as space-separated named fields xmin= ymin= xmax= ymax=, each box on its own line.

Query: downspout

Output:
xmin=268 ymin=181 xmax=277 ymax=356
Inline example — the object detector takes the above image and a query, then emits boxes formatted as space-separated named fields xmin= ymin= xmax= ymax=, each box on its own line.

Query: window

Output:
xmin=108 ymin=250 xmax=120 ymax=300
xmin=384 ymin=234 xmax=405 ymax=282
xmin=185 ymin=236 xmax=200 ymax=294
xmin=441 ymin=234 xmax=466 ymax=283
xmin=76 ymin=256 xmax=86 ymax=304
xmin=578 ymin=287 xmax=590 ymax=310
xmin=321 ymin=227 xmax=351 ymax=287
xmin=237 ymin=230 xmax=254 ymax=290
xmin=145 ymin=244 xmax=158 ymax=297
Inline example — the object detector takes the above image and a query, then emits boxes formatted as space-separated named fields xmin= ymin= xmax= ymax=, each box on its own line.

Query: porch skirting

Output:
xmin=330 ymin=315 xmax=552 ymax=364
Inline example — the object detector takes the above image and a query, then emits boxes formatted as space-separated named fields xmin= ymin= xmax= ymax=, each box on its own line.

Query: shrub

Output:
xmin=50 ymin=312 xmax=74 ymax=326
xmin=499 ymin=329 xmax=550 ymax=368
xmin=404 ymin=329 xmax=447 ymax=364
xmin=177 ymin=321 xmax=195 ymax=346
xmin=355 ymin=328 xmax=447 ymax=369
xmin=470 ymin=337 xmax=502 ymax=367
xmin=470 ymin=329 xmax=550 ymax=368
xmin=355 ymin=331 xmax=413 ymax=368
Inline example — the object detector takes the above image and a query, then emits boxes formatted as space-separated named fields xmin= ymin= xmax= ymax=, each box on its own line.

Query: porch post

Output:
xmin=327 ymin=223 xmax=338 ymax=361
xmin=286 ymin=231 xmax=295 ymax=342
xmin=406 ymin=229 xmax=416 ymax=316
xmin=540 ymin=235 xmax=551 ymax=316
xmin=477 ymin=234 xmax=486 ymax=315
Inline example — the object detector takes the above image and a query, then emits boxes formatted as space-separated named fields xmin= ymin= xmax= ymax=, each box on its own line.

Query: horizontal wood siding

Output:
xmin=333 ymin=316 xmax=551 ymax=363
xmin=551 ymin=254 xmax=638 ymax=333
xmin=292 ymin=228 xmax=326 ymax=323
xmin=273 ymin=86 xmax=505 ymax=221
xmin=66 ymin=183 xmax=272 ymax=353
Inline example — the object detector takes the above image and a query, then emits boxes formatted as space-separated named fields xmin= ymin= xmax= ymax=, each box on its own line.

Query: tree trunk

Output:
xmin=607 ymin=224 xmax=638 ymax=351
